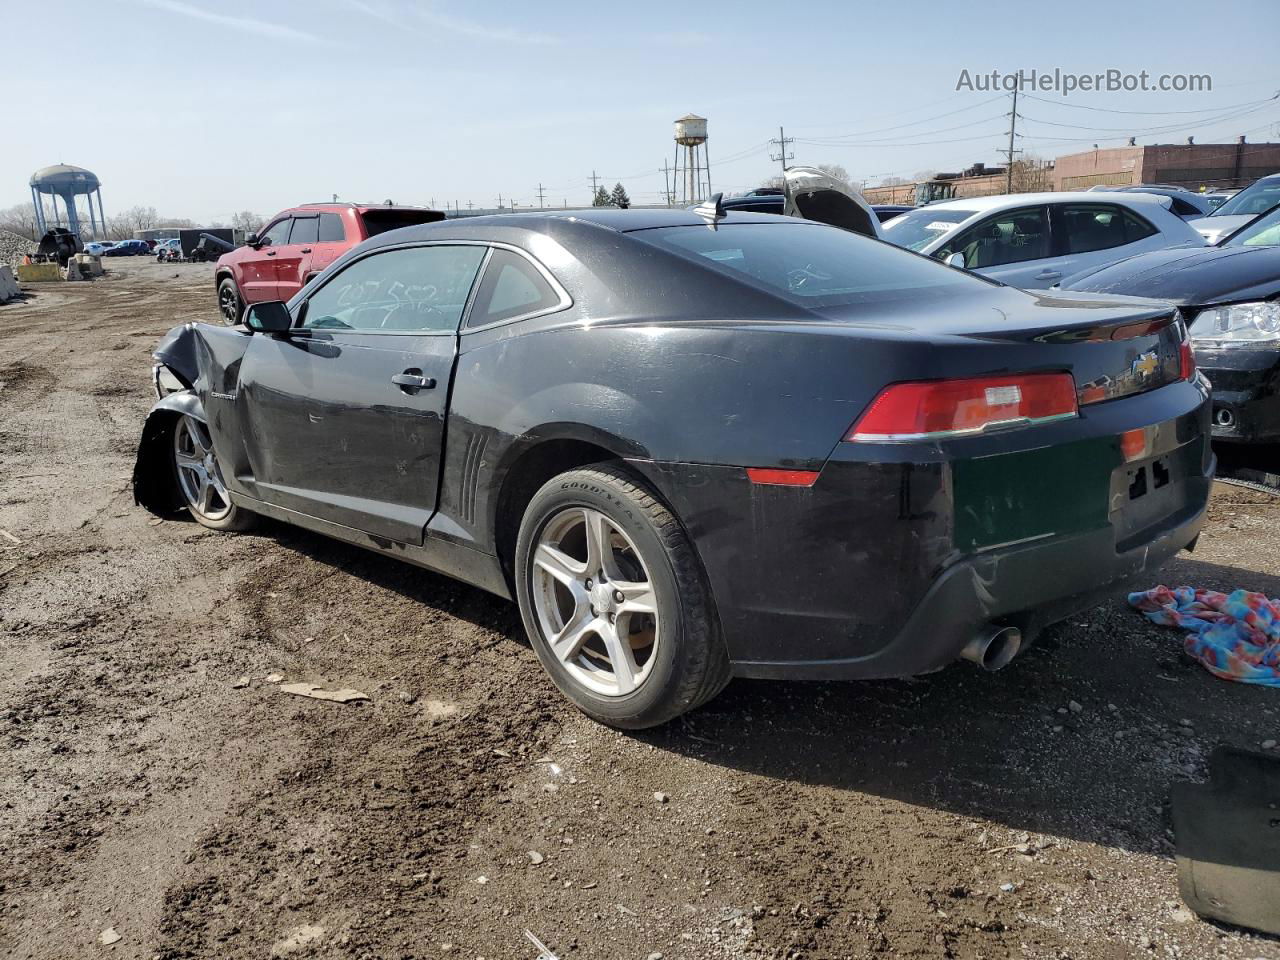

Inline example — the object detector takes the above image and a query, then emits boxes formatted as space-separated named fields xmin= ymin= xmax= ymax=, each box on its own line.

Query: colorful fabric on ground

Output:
xmin=1129 ymin=585 xmax=1280 ymax=686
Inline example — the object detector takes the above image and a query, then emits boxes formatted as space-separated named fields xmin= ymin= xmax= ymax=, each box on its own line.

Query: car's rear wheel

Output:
xmin=515 ymin=465 xmax=729 ymax=728
xmin=172 ymin=414 xmax=255 ymax=531
xmin=217 ymin=277 xmax=243 ymax=325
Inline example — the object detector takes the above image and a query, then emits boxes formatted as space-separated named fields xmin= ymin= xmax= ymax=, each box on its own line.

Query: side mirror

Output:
xmin=246 ymin=233 xmax=259 ymax=247
xmin=245 ymin=300 xmax=293 ymax=334
xmin=945 ymin=252 xmax=966 ymax=269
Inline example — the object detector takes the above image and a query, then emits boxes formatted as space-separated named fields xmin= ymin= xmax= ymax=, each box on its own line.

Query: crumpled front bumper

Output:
xmin=1198 ymin=346 xmax=1280 ymax=443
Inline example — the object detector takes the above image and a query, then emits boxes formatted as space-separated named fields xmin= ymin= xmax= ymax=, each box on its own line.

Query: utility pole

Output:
xmin=769 ymin=126 xmax=794 ymax=180
xmin=466 ymin=201 xmax=474 ymax=211
xmin=588 ymin=170 xmax=601 ymax=200
xmin=495 ymin=193 xmax=504 ymax=211
xmin=536 ymin=183 xmax=547 ymax=208
xmin=1004 ymin=87 xmax=1021 ymax=194
xmin=661 ymin=160 xmax=673 ymax=206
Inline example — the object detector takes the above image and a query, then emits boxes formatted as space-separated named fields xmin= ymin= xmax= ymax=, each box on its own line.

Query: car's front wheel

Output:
xmin=515 ymin=465 xmax=729 ymax=728
xmin=171 ymin=414 xmax=255 ymax=531
xmin=217 ymin=277 xmax=243 ymax=325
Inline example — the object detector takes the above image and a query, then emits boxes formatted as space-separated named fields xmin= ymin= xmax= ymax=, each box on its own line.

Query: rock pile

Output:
xmin=0 ymin=229 xmax=36 ymax=268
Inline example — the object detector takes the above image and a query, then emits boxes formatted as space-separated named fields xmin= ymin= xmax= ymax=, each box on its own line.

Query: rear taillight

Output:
xmin=846 ymin=373 xmax=1078 ymax=443
xmin=1179 ymin=338 xmax=1196 ymax=381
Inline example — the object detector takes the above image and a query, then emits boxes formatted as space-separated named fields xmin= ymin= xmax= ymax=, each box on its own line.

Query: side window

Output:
xmin=1121 ymin=208 xmax=1159 ymax=242
xmin=302 ymin=245 xmax=486 ymax=333
xmin=466 ymin=249 xmax=563 ymax=327
xmin=1169 ymin=197 xmax=1200 ymax=218
xmin=259 ymin=219 xmax=292 ymax=247
xmin=1056 ymin=203 xmax=1156 ymax=255
xmin=318 ymin=213 xmax=345 ymax=242
xmin=288 ymin=216 xmax=319 ymax=245
xmin=940 ymin=207 xmax=1049 ymax=269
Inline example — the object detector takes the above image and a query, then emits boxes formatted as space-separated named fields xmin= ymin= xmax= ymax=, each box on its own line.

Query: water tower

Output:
xmin=30 ymin=164 xmax=106 ymax=240
xmin=672 ymin=114 xmax=711 ymax=205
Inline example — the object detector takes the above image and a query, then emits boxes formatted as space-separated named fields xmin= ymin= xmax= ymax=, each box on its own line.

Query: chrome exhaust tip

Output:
xmin=961 ymin=625 xmax=1023 ymax=672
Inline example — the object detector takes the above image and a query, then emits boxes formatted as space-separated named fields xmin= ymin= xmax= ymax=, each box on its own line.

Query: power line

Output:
xmin=796 ymin=113 xmax=1009 ymax=146
xmin=1020 ymin=91 xmax=1277 ymax=116
xmin=792 ymin=94 xmax=1008 ymax=142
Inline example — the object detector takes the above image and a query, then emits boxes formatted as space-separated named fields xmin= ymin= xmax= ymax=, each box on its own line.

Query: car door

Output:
xmin=934 ymin=205 xmax=1053 ymax=287
xmin=308 ymin=211 xmax=348 ymax=277
xmin=1048 ymin=202 xmax=1163 ymax=282
xmin=240 ymin=217 xmax=292 ymax=303
xmin=235 ymin=242 xmax=488 ymax=543
xmin=275 ymin=214 xmax=318 ymax=302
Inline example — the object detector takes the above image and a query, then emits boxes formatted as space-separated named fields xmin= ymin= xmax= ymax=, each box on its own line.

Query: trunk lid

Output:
xmin=809 ymin=286 xmax=1187 ymax=408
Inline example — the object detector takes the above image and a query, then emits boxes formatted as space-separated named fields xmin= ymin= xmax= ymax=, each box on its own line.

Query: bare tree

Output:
xmin=878 ymin=176 xmax=908 ymax=187
xmin=106 ymin=205 xmax=160 ymax=240
xmin=230 ymin=210 xmax=263 ymax=233
xmin=1009 ymin=155 xmax=1052 ymax=193
xmin=0 ymin=203 xmax=40 ymax=239
xmin=815 ymin=163 xmax=851 ymax=183
xmin=758 ymin=175 xmax=784 ymax=191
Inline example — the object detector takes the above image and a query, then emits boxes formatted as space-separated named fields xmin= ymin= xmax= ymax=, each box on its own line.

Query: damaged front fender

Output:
xmin=133 ymin=391 xmax=205 ymax=515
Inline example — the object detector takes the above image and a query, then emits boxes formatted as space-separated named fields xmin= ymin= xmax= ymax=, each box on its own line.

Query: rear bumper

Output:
xmin=732 ymin=470 xmax=1209 ymax=680
xmin=1198 ymin=347 xmax=1280 ymax=443
xmin=635 ymin=378 xmax=1213 ymax=681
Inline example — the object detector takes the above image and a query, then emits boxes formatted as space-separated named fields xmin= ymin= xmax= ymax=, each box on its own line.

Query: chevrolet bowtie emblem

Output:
xmin=1131 ymin=351 xmax=1159 ymax=379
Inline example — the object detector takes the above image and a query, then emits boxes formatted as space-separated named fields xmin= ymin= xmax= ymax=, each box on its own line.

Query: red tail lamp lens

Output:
xmin=1179 ymin=339 xmax=1196 ymax=381
xmin=846 ymin=373 xmax=1078 ymax=443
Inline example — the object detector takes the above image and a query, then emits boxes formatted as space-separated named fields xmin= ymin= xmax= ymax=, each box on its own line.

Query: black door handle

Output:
xmin=265 ymin=250 xmax=277 ymax=256
xmin=391 ymin=371 xmax=436 ymax=393
xmin=300 ymin=247 xmax=312 ymax=253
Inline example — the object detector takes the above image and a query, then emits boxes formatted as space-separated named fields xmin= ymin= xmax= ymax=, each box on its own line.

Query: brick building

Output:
xmin=1053 ymin=138 xmax=1280 ymax=192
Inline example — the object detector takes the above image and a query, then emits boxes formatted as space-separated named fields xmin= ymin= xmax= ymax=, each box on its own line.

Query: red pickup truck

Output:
xmin=214 ymin=203 xmax=444 ymax=324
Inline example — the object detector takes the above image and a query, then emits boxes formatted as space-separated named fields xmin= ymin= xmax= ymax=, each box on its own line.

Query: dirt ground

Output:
xmin=2 ymin=259 xmax=1279 ymax=960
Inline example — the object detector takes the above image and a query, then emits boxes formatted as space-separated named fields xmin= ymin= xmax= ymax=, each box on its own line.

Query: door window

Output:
xmin=288 ymin=216 xmax=319 ymax=245
xmin=1056 ymin=204 xmax=1157 ymax=254
xmin=318 ymin=213 xmax=345 ymax=242
xmin=259 ymin=219 xmax=292 ymax=248
xmin=938 ymin=207 xmax=1049 ymax=268
xmin=466 ymin=249 xmax=563 ymax=327
xmin=302 ymin=245 xmax=486 ymax=333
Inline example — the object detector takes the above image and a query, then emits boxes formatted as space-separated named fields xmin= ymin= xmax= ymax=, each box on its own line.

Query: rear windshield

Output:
xmin=635 ymin=221 xmax=983 ymax=307
xmin=880 ymin=207 xmax=976 ymax=251
xmin=359 ymin=209 xmax=446 ymax=237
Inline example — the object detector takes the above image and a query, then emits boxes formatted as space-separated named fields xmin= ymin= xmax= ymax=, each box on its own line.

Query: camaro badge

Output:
xmin=1131 ymin=351 xmax=1158 ymax=380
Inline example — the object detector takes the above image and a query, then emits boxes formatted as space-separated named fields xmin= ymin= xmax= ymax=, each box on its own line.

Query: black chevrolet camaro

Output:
xmin=1059 ymin=203 xmax=1280 ymax=444
xmin=135 ymin=207 xmax=1213 ymax=728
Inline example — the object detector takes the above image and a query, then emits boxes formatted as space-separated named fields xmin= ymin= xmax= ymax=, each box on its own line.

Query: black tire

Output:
xmin=217 ymin=276 xmax=243 ymax=325
xmin=514 ymin=464 xmax=730 ymax=729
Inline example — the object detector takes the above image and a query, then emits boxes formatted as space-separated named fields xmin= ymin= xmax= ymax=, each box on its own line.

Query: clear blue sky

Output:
xmin=5 ymin=0 xmax=1278 ymax=222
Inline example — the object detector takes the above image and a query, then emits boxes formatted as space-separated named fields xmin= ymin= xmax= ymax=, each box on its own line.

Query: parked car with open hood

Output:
xmin=1059 ymin=203 xmax=1280 ymax=443
xmin=214 ymin=202 xmax=446 ymax=324
xmin=880 ymin=192 xmax=1205 ymax=288
xmin=1187 ymin=173 xmax=1280 ymax=243
xmin=135 ymin=208 xmax=1211 ymax=728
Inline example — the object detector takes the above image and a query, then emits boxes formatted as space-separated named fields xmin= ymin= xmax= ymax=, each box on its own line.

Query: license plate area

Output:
xmin=1111 ymin=447 xmax=1196 ymax=552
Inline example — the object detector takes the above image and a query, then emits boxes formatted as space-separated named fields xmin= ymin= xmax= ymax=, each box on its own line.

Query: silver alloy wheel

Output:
xmin=531 ymin=507 xmax=660 ymax=697
xmin=173 ymin=415 xmax=233 ymax=521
